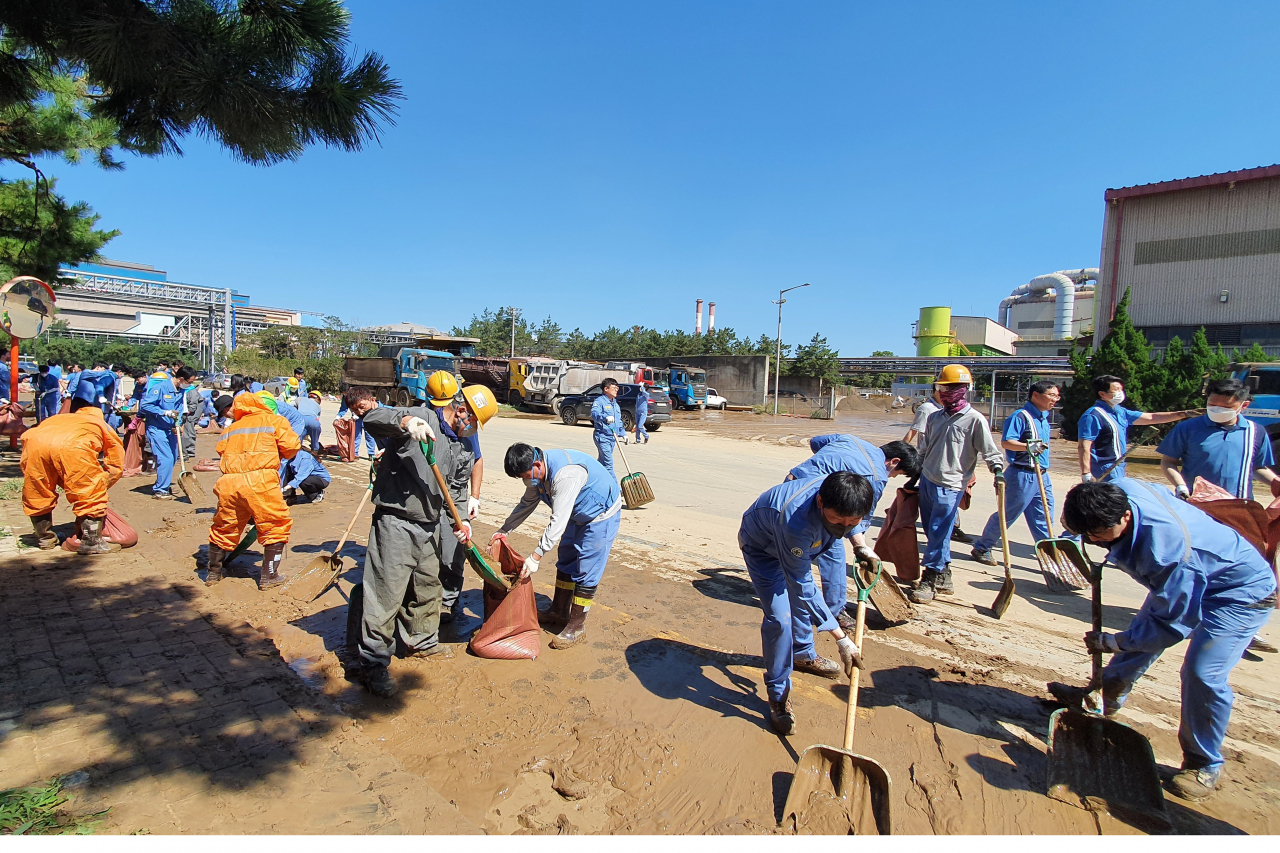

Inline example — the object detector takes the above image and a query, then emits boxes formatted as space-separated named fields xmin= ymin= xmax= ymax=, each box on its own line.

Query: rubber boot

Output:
xmin=359 ymin=663 xmax=398 ymax=698
xmin=77 ymin=516 xmax=112 ymax=555
xmin=31 ymin=514 xmax=59 ymax=550
xmin=539 ymin=572 xmax=574 ymax=628
xmin=259 ymin=542 xmax=288 ymax=590
xmin=205 ymin=545 xmax=226 ymax=586
xmin=909 ymin=569 xmax=940 ymax=604
xmin=551 ymin=584 xmax=595 ymax=649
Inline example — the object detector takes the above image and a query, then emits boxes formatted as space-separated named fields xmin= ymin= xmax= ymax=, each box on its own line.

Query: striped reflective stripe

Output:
xmin=1090 ymin=405 xmax=1124 ymax=461
xmin=223 ymin=425 xmax=277 ymax=438
xmin=1238 ymin=419 xmax=1256 ymax=499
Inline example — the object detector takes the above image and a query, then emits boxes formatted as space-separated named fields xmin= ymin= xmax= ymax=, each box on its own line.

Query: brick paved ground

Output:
xmin=0 ymin=478 xmax=477 ymax=834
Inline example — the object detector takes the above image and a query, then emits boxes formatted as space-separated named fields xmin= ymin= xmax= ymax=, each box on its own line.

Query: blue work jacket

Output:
xmin=1078 ymin=402 xmax=1144 ymax=473
xmin=139 ymin=377 xmax=181 ymax=427
xmin=274 ymin=397 xmax=309 ymax=439
xmin=787 ymin=434 xmax=886 ymax=536
xmin=280 ymin=450 xmax=331 ymax=490
xmin=590 ymin=394 xmax=625 ymax=439
xmin=740 ymin=476 xmax=844 ymax=584
xmin=1156 ymin=414 xmax=1275 ymax=500
xmin=1003 ymin=402 xmax=1052 ymax=470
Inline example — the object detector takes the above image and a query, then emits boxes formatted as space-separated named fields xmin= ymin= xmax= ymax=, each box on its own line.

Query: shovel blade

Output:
xmin=860 ymin=563 xmax=914 ymax=624
xmin=990 ymin=570 xmax=1015 ymax=619
xmin=1035 ymin=539 xmax=1090 ymax=592
xmin=466 ymin=543 xmax=511 ymax=591
xmin=1045 ymin=708 xmax=1168 ymax=831
xmin=781 ymin=744 xmax=892 ymax=835
xmin=226 ymin=524 xmax=258 ymax=564
xmin=178 ymin=472 xmax=205 ymax=501
xmin=287 ymin=554 xmax=342 ymax=602
xmin=621 ymin=472 xmax=654 ymax=508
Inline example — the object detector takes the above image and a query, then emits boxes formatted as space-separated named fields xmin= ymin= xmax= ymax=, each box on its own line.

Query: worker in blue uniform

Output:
xmin=1053 ymin=479 xmax=1277 ymax=802
xmin=273 ymin=394 xmax=314 ymax=447
xmin=296 ymin=391 xmax=324 ymax=453
xmin=139 ymin=370 xmax=189 ymax=499
xmin=971 ymin=381 xmax=1062 ymax=565
xmin=589 ymin=378 xmax=626 ymax=477
xmin=70 ymin=363 xmax=117 ymax=412
xmin=294 ymin=368 xmax=308 ymax=402
xmin=1159 ymin=377 xmax=1278 ymax=502
xmin=786 ymin=435 xmax=919 ymax=633
xmin=493 ymin=443 xmax=623 ymax=649
xmin=62 ymin=363 xmax=82 ymax=411
xmin=738 ymin=472 xmax=871 ymax=735
xmin=634 ymin=384 xmax=651 ymax=444
xmin=37 ymin=362 xmax=61 ymax=421
xmin=1077 ymin=374 xmax=1194 ymax=482
xmin=280 ymin=448 xmax=331 ymax=504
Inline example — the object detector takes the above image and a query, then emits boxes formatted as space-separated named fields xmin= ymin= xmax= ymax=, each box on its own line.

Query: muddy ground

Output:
xmin=6 ymin=405 xmax=1278 ymax=834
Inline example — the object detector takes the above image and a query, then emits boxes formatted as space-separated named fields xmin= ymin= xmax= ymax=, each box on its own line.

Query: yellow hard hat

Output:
xmin=937 ymin=364 xmax=973 ymax=385
xmin=427 ymin=370 xmax=460 ymax=406
xmin=151 ymin=371 xmax=167 ymax=380
xmin=256 ymin=391 xmax=279 ymax=413
xmin=461 ymin=384 xmax=499 ymax=428
xmin=287 ymin=377 xmax=299 ymax=388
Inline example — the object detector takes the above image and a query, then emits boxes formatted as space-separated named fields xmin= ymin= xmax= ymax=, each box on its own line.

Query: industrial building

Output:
xmin=913 ymin=307 xmax=1016 ymax=357
xmin=998 ymin=269 xmax=1098 ymax=357
xmin=1095 ymin=164 xmax=1280 ymax=356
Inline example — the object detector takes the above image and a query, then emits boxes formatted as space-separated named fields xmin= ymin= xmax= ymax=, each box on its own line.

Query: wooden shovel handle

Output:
xmin=613 ymin=432 xmax=635 ymax=477
xmin=843 ymin=597 xmax=868 ymax=751
xmin=1031 ymin=458 xmax=1054 ymax=538
xmin=332 ymin=484 xmax=373 ymax=558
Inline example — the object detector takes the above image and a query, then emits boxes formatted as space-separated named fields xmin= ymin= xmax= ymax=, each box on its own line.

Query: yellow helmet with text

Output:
xmin=427 ymin=370 xmax=461 ymax=406
xmin=461 ymin=385 xmax=499 ymax=429
xmin=937 ymin=364 xmax=973 ymax=385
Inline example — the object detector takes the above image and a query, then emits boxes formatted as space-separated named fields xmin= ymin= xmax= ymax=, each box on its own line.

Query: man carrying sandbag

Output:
xmin=490 ymin=443 xmax=622 ymax=649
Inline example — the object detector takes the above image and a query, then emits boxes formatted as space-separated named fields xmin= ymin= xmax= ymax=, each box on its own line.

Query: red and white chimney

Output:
xmin=708 ymin=302 xmax=716 ymax=333
xmin=695 ymin=299 xmax=703 ymax=335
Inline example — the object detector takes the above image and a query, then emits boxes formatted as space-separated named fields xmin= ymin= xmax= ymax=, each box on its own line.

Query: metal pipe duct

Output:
xmin=998 ymin=268 xmax=1098 ymax=339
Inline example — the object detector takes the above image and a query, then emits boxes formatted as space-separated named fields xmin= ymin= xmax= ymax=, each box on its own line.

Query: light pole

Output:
xmin=507 ymin=306 xmax=522 ymax=358
xmin=773 ymin=283 xmax=810 ymax=415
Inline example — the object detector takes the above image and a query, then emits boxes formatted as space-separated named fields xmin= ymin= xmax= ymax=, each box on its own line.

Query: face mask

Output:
xmin=938 ymin=385 xmax=969 ymax=414
xmin=822 ymin=518 xmax=856 ymax=538
xmin=528 ymin=451 xmax=543 ymax=488
xmin=1109 ymin=391 xmax=1125 ymax=406
xmin=1206 ymin=405 xmax=1239 ymax=424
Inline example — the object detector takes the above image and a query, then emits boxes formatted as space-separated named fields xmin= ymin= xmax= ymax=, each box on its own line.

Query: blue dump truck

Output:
xmin=664 ymin=363 xmax=708 ymax=410
xmin=1231 ymin=362 xmax=1280 ymax=455
xmin=342 ymin=347 xmax=457 ymax=407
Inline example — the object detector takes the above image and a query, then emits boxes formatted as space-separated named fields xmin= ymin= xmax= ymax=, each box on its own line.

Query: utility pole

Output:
xmin=773 ymin=283 xmax=810 ymax=415
xmin=508 ymin=306 xmax=522 ymax=358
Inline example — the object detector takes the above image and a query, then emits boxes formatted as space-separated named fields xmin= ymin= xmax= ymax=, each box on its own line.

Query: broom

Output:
xmin=613 ymin=433 xmax=654 ymax=509
xmin=421 ymin=439 xmax=510 ymax=591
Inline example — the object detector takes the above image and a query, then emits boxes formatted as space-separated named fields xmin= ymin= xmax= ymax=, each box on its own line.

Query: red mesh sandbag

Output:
xmin=1188 ymin=482 xmax=1272 ymax=558
xmin=333 ymin=418 xmax=356 ymax=463
xmin=469 ymin=538 xmax=540 ymax=660
xmin=0 ymin=401 xmax=27 ymax=437
xmin=121 ymin=416 xmax=144 ymax=476
xmin=877 ymin=485 xmax=921 ymax=582
xmin=61 ymin=507 xmax=139 ymax=551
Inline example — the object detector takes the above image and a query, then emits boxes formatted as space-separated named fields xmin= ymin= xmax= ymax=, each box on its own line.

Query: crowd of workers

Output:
xmin=8 ymin=355 xmax=1277 ymax=807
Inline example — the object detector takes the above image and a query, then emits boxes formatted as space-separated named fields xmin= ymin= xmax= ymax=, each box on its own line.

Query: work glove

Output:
xmin=405 ymin=416 xmax=435 ymax=443
xmin=605 ymin=415 xmax=615 ymax=424
xmin=1082 ymin=473 xmax=1095 ymax=483
xmin=1084 ymin=631 xmax=1122 ymax=654
xmin=852 ymin=544 xmax=879 ymax=564
xmin=467 ymin=496 xmax=481 ymax=519
xmin=453 ymin=521 xmax=472 ymax=544
xmin=992 ymin=467 xmax=1005 ymax=487
xmin=521 ymin=553 xmax=540 ymax=578
xmin=1175 ymin=484 xmax=1190 ymax=501
xmin=1026 ymin=439 xmax=1047 ymax=458
xmin=836 ymin=636 xmax=864 ymax=674
xmin=164 ymin=410 xmax=179 ymax=419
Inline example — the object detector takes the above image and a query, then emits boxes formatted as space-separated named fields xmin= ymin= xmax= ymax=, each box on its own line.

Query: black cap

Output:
xmin=214 ymin=394 xmax=233 ymax=415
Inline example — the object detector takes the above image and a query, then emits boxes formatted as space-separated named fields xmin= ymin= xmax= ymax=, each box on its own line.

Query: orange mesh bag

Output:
xmin=333 ymin=418 xmax=356 ymax=462
xmin=469 ymin=537 xmax=540 ymax=660
xmin=1188 ymin=479 xmax=1272 ymax=558
xmin=61 ymin=508 xmax=139 ymax=551
xmin=121 ymin=416 xmax=144 ymax=476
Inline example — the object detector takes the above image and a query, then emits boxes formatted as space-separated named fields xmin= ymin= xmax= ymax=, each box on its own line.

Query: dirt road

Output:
xmin=3 ymin=407 xmax=1277 ymax=834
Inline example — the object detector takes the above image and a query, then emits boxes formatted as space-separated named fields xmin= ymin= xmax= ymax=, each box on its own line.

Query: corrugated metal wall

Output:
xmin=1096 ymin=176 xmax=1280 ymax=340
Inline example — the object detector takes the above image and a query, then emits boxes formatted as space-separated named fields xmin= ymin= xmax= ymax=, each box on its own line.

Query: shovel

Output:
xmin=990 ymin=477 xmax=1015 ymax=618
xmin=174 ymin=419 xmax=204 ymax=502
xmin=781 ymin=561 xmax=892 ymax=835
xmin=1045 ymin=540 xmax=1168 ymax=831
xmin=614 ymin=434 xmax=654 ymax=509
xmin=226 ymin=522 xmax=257 ymax=564
xmin=285 ymin=462 xmax=375 ymax=603
xmin=421 ymin=439 xmax=510 ymax=591
xmin=1031 ymin=458 xmax=1089 ymax=592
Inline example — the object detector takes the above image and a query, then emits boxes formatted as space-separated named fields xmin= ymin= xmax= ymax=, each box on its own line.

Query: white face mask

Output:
xmin=1206 ymin=405 xmax=1239 ymax=424
xmin=1109 ymin=391 xmax=1125 ymax=406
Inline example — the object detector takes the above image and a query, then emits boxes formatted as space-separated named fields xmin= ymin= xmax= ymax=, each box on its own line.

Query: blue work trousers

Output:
xmin=1104 ymin=599 xmax=1271 ymax=771
xmin=741 ymin=541 xmax=840 ymax=703
xmin=974 ymin=467 xmax=1052 ymax=552
xmin=354 ymin=418 xmax=379 ymax=457
xmin=635 ymin=405 xmax=649 ymax=442
xmin=37 ymin=390 xmax=59 ymax=422
xmin=556 ymin=512 xmax=620 ymax=587
xmin=145 ymin=421 xmax=178 ymax=495
xmin=919 ymin=475 xmax=964 ymax=571
xmin=594 ymin=433 xmax=617 ymax=478
xmin=302 ymin=416 xmax=322 ymax=452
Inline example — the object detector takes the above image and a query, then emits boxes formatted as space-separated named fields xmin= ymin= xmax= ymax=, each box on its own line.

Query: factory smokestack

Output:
xmin=695 ymin=299 xmax=703 ymax=335
xmin=708 ymin=302 xmax=716 ymax=333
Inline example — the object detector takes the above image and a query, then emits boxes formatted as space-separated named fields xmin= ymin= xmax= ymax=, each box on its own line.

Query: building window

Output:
xmin=1135 ymin=227 xmax=1280 ymax=264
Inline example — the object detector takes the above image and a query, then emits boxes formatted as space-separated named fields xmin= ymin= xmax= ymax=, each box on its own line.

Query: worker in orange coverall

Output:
xmin=205 ymin=391 xmax=300 ymax=590
xmin=21 ymin=398 xmax=125 ymax=554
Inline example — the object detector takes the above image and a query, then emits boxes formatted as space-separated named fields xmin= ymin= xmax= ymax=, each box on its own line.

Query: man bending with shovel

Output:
xmin=1053 ymin=479 xmax=1276 ymax=801
xmin=343 ymin=386 xmax=468 ymax=697
xmin=739 ymin=472 xmax=870 ymax=735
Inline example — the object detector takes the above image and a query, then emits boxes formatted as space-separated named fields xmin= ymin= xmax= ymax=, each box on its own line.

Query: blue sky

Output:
xmin=28 ymin=1 xmax=1280 ymax=355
